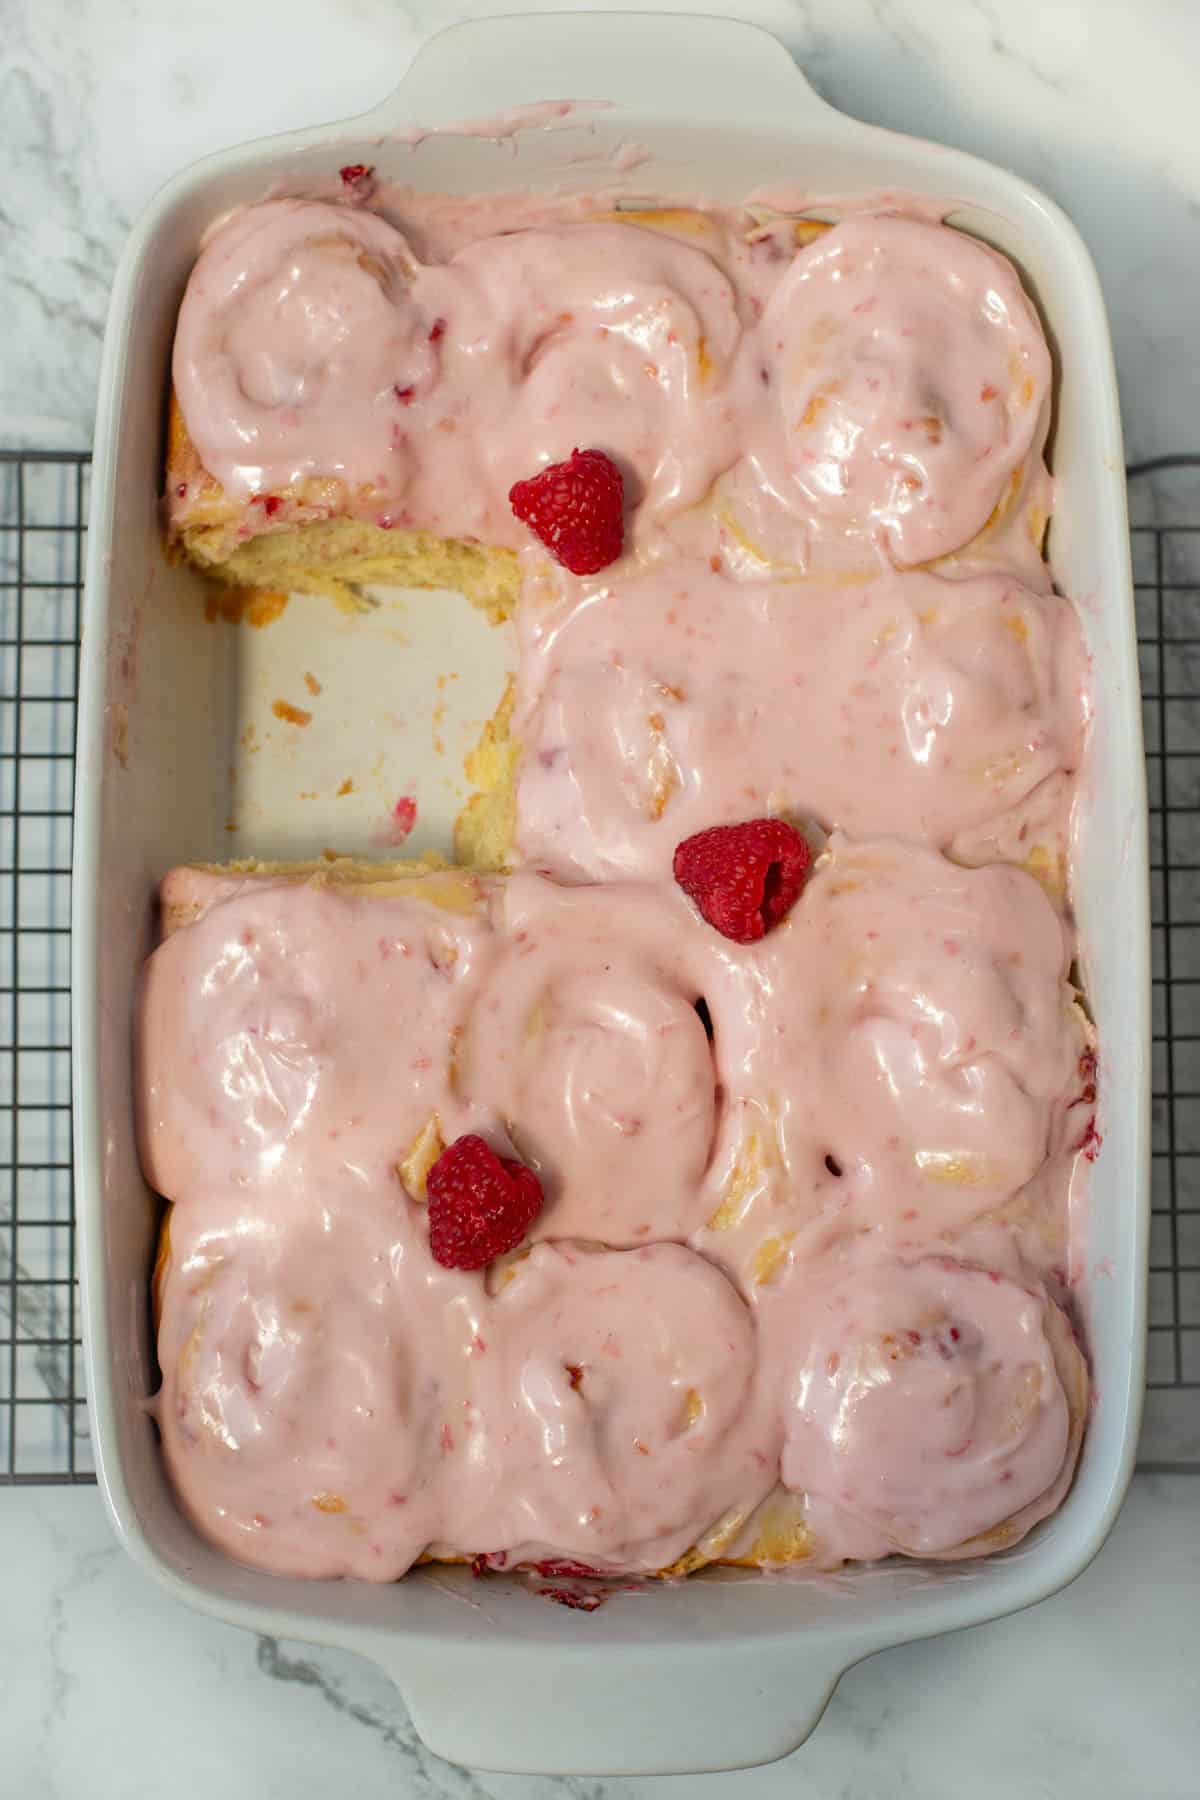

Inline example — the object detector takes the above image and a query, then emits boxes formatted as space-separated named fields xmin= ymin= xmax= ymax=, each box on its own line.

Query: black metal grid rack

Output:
xmin=1133 ymin=455 xmax=1200 ymax=1470
xmin=0 ymin=451 xmax=89 ymax=1483
xmin=0 ymin=450 xmax=1194 ymax=1482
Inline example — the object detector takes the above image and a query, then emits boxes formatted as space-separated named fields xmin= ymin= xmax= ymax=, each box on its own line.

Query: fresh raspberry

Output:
xmin=673 ymin=818 xmax=811 ymax=943
xmin=509 ymin=447 xmax=624 ymax=575
xmin=426 ymin=1134 xmax=543 ymax=1270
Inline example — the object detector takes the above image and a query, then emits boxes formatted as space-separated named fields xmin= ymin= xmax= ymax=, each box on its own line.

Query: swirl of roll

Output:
xmin=513 ymin=560 xmax=1084 ymax=880
xmin=443 ymin=221 xmax=744 ymax=537
xmin=745 ymin=838 xmax=1086 ymax=1235
xmin=137 ymin=869 xmax=493 ymax=1204
xmin=727 ymin=215 xmax=1051 ymax=569
xmin=459 ymin=872 xmax=721 ymax=1245
xmin=459 ymin=1242 xmax=774 ymax=1571
xmin=172 ymin=199 xmax=436 ymax=499
xmin=154 ymin=1191 xmax=481 ymax=1580
xmin=772 ymin=1256 xmax=1086 ymax=1558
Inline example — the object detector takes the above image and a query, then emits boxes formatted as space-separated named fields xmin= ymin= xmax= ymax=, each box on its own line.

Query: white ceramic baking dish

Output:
xmin=74 ymin=12 xmax=1149 ymax=1776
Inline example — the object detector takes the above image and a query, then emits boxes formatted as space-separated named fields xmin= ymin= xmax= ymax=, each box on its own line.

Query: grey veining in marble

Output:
xmin=1 ymin=1478 xmax=1198 ymax=1798
xmin=3 ymin=0 xmax=1200 ymax=461
xmin=2 ymin=2 xmax=1199 ymax=1793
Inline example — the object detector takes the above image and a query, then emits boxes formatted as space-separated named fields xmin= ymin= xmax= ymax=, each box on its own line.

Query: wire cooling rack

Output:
xmin=1132 ymin=454 xmax=1200 ymax=1471
xmin=0 ymin=450 xmax=88 ymax=1484
xmin=0 ymin=449 xmax=1195 ymax=1483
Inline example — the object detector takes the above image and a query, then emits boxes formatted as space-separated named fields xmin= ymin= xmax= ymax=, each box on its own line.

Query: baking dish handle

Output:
xmin=355 ymin=12 xmax=844 ymax=137
xmin=378 ymin=1635 xmax=855 ymax=1774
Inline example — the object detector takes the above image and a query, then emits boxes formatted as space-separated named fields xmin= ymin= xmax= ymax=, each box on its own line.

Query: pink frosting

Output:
xmin=769 ymin=1257 xmax=1074 ymax=1557
xmin=155 ymin=1182 xmax=773 ymax=1580
xmin=515 ymin=562 xmax=1083 ymax=881
xmin=171 ymin=202 xmax=1050 ymax=574
xmin=174 ymin=204 xmax=744 ymax=546
xmin=451 ymin=1240 xmax=772 ymax=1571
xmin=154 ymin=190 xmax=1092 ymax=1578
xmin=459 ymin=872 xmax=726 ymax=1245
xmin=155 ymin=1182 xmax=484 ymax=1579
xmin=721 ymin=837 xmax=1086 ymax=1248
xmin=417 ymin=223 xmax=744 ymax=541
xmin=173 ymin=202 xmax=436 ymax=498
xmin=720 ymin=214 xmax=1052 ymax=572
xmin=144 ymin=850 xmax=1087 ymax=1576
xmin=137 ymin=870 xmax=498 ymax=1204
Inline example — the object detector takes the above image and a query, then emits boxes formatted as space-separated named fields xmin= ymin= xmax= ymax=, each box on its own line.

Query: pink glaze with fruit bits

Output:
xmin=152 ymin=186 xmax=1093 ymax=1579
xmin=173 ymin=203 xmax=745 ymax=549
xmin=513 ymin=561 xmax=1083 ymax=881
xmin=766 ymin=1257 xmax=1081 ymax=1559
xmin=721 ymin=213 xmax=1052 ymax=573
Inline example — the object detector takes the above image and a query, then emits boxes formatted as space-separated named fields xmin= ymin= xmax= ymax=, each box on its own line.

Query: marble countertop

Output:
xmin=4 ymin=1477 xmax=1198 ymax=1799
xmin=6 ymin=0 xmax=1200 ymax=462
xmin=2 ymin=0 xmax=1198 ymax=1793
